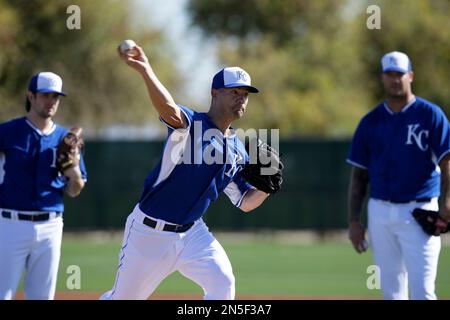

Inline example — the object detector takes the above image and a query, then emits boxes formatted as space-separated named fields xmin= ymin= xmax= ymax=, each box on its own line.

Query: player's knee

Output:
xmin=204 ymin=270 xmax=235 ymax=300
xmin=219 ymin=271 xmax=235 ymax=292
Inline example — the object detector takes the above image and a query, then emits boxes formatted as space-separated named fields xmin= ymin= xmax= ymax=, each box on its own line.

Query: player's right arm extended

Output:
xmin=118 ymin=45 xmax=186 ymax=129
xmin=142 ymin=69 xmax=186 ymax=129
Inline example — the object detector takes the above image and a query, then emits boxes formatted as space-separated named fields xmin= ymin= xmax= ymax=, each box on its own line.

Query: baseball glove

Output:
xmin=242 ymin=138 xmax=284 ymax=194
xmin=56 ymin=127 xmax=84 ymax=173
xmin=412 ymin=208 xmax=450 ymax=236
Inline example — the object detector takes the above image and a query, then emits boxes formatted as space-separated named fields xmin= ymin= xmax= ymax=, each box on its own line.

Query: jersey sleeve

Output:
xmin=159 ymin=104 xmax=194 ymax=134
xmin=347 ymin=117 xmax=370 ymax=169
xmin=430 ymin=106 xmax=450 ymax=164
xmin=223 ymin=170 xmax=254 ymax=208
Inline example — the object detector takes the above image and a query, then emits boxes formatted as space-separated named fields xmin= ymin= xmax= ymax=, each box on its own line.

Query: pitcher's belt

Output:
xmin=143 ymin=216 xmax=194 ymax=233
xmin=1 ymin=210 xmax=62 ymax=222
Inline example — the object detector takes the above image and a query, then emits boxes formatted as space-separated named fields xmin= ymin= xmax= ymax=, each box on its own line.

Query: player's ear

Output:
xmin=408 ymin=71 xmax=414 ymax=83
xmin=26 ymin=91 xmax=36 ymax=104
xmin=25 ymin=92 xmax=36 ymax=112
xmin=211 ymin=89 xmax=219 ymax=98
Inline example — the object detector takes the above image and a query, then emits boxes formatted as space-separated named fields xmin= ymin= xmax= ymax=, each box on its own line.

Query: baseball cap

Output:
xmin=381 ymin=51 xmax=412 ymax=74
xmin=211 ymin=67 xmax=259 ymax=93
xmin=28 ymin=72 xmax=66 ymax=96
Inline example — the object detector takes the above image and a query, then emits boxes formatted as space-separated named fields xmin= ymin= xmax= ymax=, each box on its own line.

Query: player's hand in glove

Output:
xmin=56 ymin=127 xmax=84 ymax=175
xmin=242 ymin=138 xmax=284 ymax=194
xmin=412 ymin=208 xmax=450 ymax=236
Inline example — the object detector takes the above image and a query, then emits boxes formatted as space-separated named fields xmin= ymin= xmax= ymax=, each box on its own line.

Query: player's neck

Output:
xmin=206 ymin=109 xmax=232 ymax=135
xmin=386 ymin=93 xmax=415 ymax=113
xmin=26 ymin=113 xmax=54 ymax=133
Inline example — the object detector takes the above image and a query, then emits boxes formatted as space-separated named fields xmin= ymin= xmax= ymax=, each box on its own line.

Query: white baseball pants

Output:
xmin=368 ymin=198 xmax=441 ymax=300
xmin=0 ymin=212 xmax=63 ymax=300
xmin=101 ymin=205 xmax=235 ymax=300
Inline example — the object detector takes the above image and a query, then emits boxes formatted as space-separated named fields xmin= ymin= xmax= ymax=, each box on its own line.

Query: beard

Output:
xmin=385 ymin=85 xmax=408 ymax=100
xmin=387 ymin=92 xmax=407 ymax=100
xmin=232 ymin=107 xmax=245 ymax=119
xmin=36 ymin=106 xmax=56 ymax=119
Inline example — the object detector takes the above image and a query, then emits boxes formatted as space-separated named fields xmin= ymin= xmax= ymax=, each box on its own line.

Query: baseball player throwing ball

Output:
xmin=347 ymin=51 xmax=450 ymax=299
xmin=100 ymin=41 xmax=283 ymax=300
xmin=0 ymin=72 xmax=87 ymax=299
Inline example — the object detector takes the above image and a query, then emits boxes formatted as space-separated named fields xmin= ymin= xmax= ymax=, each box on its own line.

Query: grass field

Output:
xmin=50 ymin=232 xmax=450 ymax=299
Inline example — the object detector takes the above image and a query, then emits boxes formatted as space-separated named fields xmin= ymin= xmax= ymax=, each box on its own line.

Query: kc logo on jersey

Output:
xmin=405 ymin=123 xmax=429 ymax=151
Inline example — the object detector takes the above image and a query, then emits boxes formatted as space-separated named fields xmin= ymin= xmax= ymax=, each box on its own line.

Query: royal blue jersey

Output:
xmin=0 ymin=117 xmax=88 ymax=212
xmin=138 ymin=105 xmax=253 ymax=225
xmin=347 ymin=96 xmax=450 ymax=202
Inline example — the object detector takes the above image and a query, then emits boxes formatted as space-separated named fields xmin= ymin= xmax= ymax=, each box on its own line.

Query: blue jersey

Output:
xmin=138 ymin=105 xmax=252 ymax=225
xmin=347 ymin=96 xmax=450 ymax=202
xmin=0 ymin=117 xmax=88 ymax=212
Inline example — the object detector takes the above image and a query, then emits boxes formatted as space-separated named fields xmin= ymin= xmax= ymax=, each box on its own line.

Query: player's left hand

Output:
xmin=412 ymin=208 xmax=450 ymax=236
xmin=56 ymin=127 xmax=84 ymax=175
xmin=242 ymin=138 xmax=284 ymax=194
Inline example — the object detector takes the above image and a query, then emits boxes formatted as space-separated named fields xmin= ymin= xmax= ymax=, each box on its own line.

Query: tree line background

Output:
xmin=0 ymin=0 xmax=449 ymax=138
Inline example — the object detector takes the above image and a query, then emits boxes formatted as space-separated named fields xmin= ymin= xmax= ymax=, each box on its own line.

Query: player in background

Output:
xmin=346 ymin=51 xmax=450 ymax=299
xmin=0 ymin=72 xmax=87 ymax=300
xmin=100 ymin=42 xmax=280 ymax=300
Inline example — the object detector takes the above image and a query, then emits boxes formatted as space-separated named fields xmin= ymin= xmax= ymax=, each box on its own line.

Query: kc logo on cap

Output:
xmin=28 ymin=72 xmax=66 ymax=96
xmin=389 ymin=56 xmax=398 ymax=66
xmin=236 ymin=70 xmax=248 ymax=82
xmin=381 ymin=51 xmax=412 ymax=74
xmin=212 ymin=67 xmax=259 ymax=93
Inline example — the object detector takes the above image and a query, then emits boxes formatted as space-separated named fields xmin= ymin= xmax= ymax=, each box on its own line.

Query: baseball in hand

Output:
xmin=119 ymin=39 xmax=139 ymax=57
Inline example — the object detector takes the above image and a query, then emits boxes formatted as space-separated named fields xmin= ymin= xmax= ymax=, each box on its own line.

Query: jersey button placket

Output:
xmin=32 ymin=135 xmax=42 ymax=208
xmin=387 ymin=114 xmax=400 ymax=199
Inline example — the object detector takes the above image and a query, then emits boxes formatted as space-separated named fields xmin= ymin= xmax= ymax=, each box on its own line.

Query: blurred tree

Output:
xmin=187 ymin=0 xmax=450 ymax=137
xmin=188 ymin=0 xmax=369 ymax=137
xmin=188 ymin=0 xmax=343 ymax=45
xmin=357 ymin=0 xmax=450 ymax=114
xmin=0 ymin=0 xmax=182 ymax=135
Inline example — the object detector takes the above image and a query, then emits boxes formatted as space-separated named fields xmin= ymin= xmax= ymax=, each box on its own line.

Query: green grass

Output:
xmin=53 ymin=233 xmax=450 ymax=299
